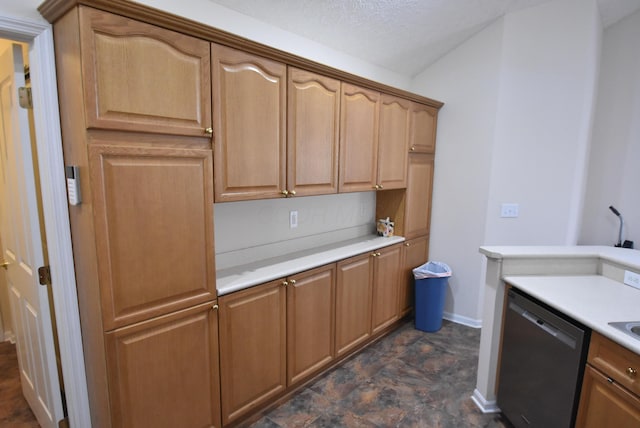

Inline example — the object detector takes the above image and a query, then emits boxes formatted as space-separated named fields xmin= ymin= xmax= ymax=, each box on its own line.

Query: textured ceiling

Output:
xmin=207 ymin=0 xmax=640 ymax=77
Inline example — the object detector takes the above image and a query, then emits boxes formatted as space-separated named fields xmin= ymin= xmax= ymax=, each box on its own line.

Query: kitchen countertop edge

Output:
xmin=503 ymin=274 xmax=640 ymax=355
xmin=216 ymin=235 xmax=406 ymax=296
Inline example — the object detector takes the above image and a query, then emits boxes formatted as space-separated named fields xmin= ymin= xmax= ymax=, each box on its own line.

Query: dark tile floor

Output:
xmin=0 ymin=340 xmax=40 ymax=427
xmin=246 ymin=320 xmax=509 ymax=428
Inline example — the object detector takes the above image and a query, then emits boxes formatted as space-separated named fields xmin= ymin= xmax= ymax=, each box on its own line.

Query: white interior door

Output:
xmin=0 ymin=43 xmax=64 ymax=428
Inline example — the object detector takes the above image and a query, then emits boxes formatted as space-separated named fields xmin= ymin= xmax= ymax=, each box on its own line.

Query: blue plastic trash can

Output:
xmin=413 ymin=261 xmax=451 ymax=332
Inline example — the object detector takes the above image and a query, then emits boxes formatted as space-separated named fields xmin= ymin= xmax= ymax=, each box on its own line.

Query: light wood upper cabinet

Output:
xmin=371 ymin=244 xmax=402 ymax=334
xmin=89 ymin=144 xmax=216 ymax=330
xmin=339 ymin=83 xmax=380 ymax=193
xmin=404 ymin=153 xmax=435 ymax=239
xmin=409 ymin=102 xmax=438 ymax=153
xmin=378 ymin=95 xmax=411 ymax=189
xmin=287 ymin=68 xmax=340 ymax=196
xmin=287 ymin=264 xmax=336 ymax=386
xmin=105 ymin=301 xmax=221 ymax=428
xmin=212 ymin=44 xmax=287 ymax=202
xmin=335 ymin=252 xmax=373 ymax=357
xmin=399 ymin=236 xmax=429 ymax=316
xmin=79 ymin=7 xmax=211 ymax=137
xmin=218 ymin=280 xmax=286 ymax=425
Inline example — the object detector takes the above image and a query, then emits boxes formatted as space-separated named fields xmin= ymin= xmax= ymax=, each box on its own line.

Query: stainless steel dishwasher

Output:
xmin=497 ymin=287 xmax=590 ymax=428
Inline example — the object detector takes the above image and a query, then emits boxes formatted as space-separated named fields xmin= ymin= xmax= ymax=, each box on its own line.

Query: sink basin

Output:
xmin=609 ymin=321 xmax=640 ymax=341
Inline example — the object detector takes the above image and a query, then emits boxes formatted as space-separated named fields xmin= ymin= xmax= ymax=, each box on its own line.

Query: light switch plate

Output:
xmin=500 ymin=203 xmax=519 ymax=218
xmin=290 ymin=210 xmax=298 ymax=229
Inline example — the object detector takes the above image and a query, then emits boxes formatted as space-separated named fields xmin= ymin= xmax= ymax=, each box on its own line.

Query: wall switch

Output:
xmin=500 ymin=203 xmax=519 ymax=218
xmin=290 ymin=210 xmax=298 ymax=229
xmin=624 ymin=270 xmax=640 ymax=290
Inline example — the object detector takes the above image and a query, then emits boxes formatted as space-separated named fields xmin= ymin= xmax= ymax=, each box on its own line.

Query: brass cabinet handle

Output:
xmin=373 ymin=185 xmax=379 ymax=190
xmin=371 ymin=252 xmax=378 ymax=257
xmin=289 ymin=190 xmax=296 ymax=196
xmin=282 ymin=280 xmax=289 ymax=287
xmin=289 ymin=279 xmax=296 ymax=285
xmin=281 ymin=190 xmax=289 ymax=196
xmin=404 ymin=242 xmax=410 ymax=247
xmin=410 ymin=146 xmax=416 ymax=151
xmin=376 ymin=252 xmax=381 ymax=257
xmin=212 ymin=304 xmax=219 ymax=311
xmin=378 ymin=184 xmax=384 ymax=190
xmin=627 ymin=367 xmax=637 ymax=377
xmin=204 ymin=127 xmax=213 ymax=136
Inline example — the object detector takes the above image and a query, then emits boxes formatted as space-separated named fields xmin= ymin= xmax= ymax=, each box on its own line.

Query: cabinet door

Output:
xmin=105 ymin=301 xmax=221 ymax=428
xmin=378 ymin=95 xmax=410 ymax=190
xmin=409 ymin=102 xmax=438 ymax=153
xmin=89 ymin=144 xmax=216 ymax=330
xmin=399 ymin=236 xmax=429 ymax=316
xmin=287 ymin=68 xmax=340 ymax=196
xmin=287 ymin=264 xmax=336 ymax=386
xmin=218 ymin=280 xmax=286 ymax=425
xmin=212 ymin=44 xmax=287 ymax=202
xmin=576 ymin=365 xmax=640 ymax=428
xmin=79 ymin=7 xmax=211 ymax=136
xmin=335 ymin=253 xmax=373 ymax=357
xmin=339 ymin=83 xmax=380 ymax=193
xmin=404 ymin=153 xmax=434 ymax=239
xmin=371 ymin=244 xmax=402 ymax=334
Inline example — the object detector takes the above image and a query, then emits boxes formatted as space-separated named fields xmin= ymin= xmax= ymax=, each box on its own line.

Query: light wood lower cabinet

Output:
xmin=335 ymin=253 xmax=374 ymax=357
xmin=287 ymin=264 xmax=336 ymax=386
xmin=371 ymin=244 xmax=402 ymax=334
xmin=576 ymin=332 xmax=640 ymax=427
xmin=105 ymin=301 xmax=221 ymax=428
xmin=218 ymin=280 xmax=286 ymax=425
xmin=576 ymin=365 xmax=640 ymax=428
xmin=399 ymin=236 xmax=429 ymax=316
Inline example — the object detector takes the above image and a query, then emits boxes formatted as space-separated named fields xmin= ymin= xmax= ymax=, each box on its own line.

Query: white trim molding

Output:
xmin=471 ymin=388 xmax=501 ymax=413
xmin=1 ymin=12 xmax=91 ymax=427
xmin=443 ymin=311 xmax=482 ymax=328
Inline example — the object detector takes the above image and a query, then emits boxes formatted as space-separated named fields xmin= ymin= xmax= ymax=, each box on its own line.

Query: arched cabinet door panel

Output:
xmin=212 ymin=43 xmax=286 ymax=202
xmin=79 ymin=6 xmax=212 ymax=137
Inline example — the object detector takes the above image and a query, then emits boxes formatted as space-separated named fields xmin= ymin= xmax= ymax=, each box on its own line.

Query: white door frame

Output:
xmin=0 ymin=13 xmax=91 ymax=427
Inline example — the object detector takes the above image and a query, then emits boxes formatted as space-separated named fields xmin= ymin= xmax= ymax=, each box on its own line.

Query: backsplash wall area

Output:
xmin=214 ymin=192 xmax=376 ymax=270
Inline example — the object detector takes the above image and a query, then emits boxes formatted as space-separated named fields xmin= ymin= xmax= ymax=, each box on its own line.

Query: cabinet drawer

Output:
xmin=588 ymin=332 xmax=640 ymax=397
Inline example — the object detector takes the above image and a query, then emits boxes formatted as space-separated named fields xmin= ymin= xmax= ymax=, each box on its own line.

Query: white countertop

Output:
xmin=480 ymin=245 xmax=640 ymax=270
xmin=504 ymin=274 xmax=640 ymax=355
xmin=216 ymin=235 xmax=405 ymax=296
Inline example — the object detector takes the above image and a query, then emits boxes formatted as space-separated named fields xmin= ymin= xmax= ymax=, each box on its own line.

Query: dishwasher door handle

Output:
xmin=510 ymin=301 xmax=578 ymax=349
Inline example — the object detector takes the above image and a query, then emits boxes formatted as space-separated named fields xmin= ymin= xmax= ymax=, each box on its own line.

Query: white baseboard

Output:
xmin=3 ymin=330 xmax=16 ymax=344
xmin=443 ymin=311 xmax=482 ymax=328
xmin=471 ymin=388 xmax=500 ymax=413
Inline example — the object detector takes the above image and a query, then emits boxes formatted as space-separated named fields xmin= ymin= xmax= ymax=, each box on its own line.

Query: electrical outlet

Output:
xmin=623 ymin=270 xmax=640 ymax=290
xmin=500 ymin=203 xmax=519 ymax=218
xmin=289 ymin=210 xmax=298 ymax=229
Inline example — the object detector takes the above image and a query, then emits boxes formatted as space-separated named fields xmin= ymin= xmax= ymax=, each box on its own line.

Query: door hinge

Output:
xmin=38 ymin=265 xmax=51 ymax=286
xmin=18 ymin=86 xmax=33 ymax=109
xmin=58 ymin=417 xmax=69 ymax=428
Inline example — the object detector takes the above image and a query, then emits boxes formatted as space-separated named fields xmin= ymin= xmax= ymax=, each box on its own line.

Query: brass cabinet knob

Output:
xmin=405 ymin=243 xmax=410 ymax=247
xmin=289 ymin=190 xmax=296 ymax=196
xmin=376 ymin=252 xmax=381 ymax=257
xmin=378 ymin=184 xmax=384 ymax=190
xmin=282 ymin=280 xmax=289 ymax=287
xmin=212 ymin=304 xmax=219 ymax=311
xmin=371 ymin=252 xmax=378 ymax=257
xmin=204 ymin=127 xmax=213 ymax=136
xmin=281 ymin=190 xmax=289 ymax=196
xmin=0 ymin=261 xmax=8 ymax=270
xmin=289 ymin=279 xmax=296 ymax=285
xmin=410 ymin=146 xmax=416 ymax=151
xmin=627 ymin=367 xmax=637 ymax=377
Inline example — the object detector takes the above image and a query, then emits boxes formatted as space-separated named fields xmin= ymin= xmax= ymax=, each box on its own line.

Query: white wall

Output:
xmin=484 ymin=0 xmax=601 ymax=247
xmin=214 ymin=192 xmax=376 ymax=270
xmin=411 ymin=0 xmax=602 ymax=325
xmin=579 ymin=9 xmax=640 ymax=248
xmin=410 ymin=20 xmax=504 ymax=327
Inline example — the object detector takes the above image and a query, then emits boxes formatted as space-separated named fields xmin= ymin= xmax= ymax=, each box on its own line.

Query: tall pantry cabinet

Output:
xmin=52 ymin=6 xmax=220 ymax=427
